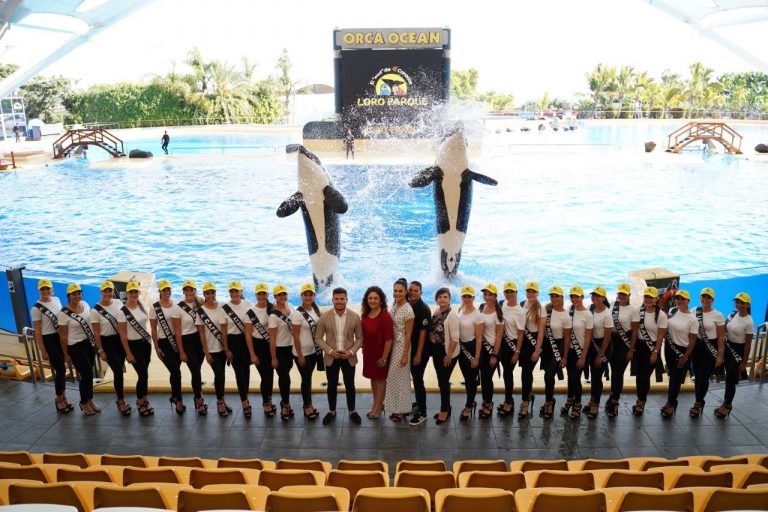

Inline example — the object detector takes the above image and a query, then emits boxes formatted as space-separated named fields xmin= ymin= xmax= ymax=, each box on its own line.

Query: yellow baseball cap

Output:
xmin=300 ymin=283 xmax=316 ymax=294
xmin=734 ymin=292 xmax=751 ymax=304
xmin=481 ymin=283 xmax=498 ymax=295
xmin=157 ymin=278 xmax=172 ymax=291
xmin=38 ymin=279 xmax=53 ymax=290
xmin=66 ymin=283 xmax=82 ymax=295
xmin=525 ymin=281 xmax=539 ymax=292
xmin=126 ymin=281 xmax=141 ymax=293
xmin=617 ymin=283 xmax=631 ymax=295
xmin=273 ymin=284 xmax=288 ymax=296
xmin=591 ymin=286 xmax=607 ymax=297
xmin=460 ymin=285 xmax=475 ymax=297
xmin=569 ymin=285 xmax=584 ymax=297
xmin=182 ymin=280 xmax=197 ymax=289
xmin=100 ymin=280 xmax=115 ymax=291
xmin=700 ymin=287 xmax=715 ymax=299
xmin=227 ymin=281 xmax=243 ymax=291
xmin=643 ymin=286 xmax=659 ymax=298
xmin=675 ymin=289 xmax=691 ymax=301
xmin=202 ymin=282 xmax=217 ymax=292
xmin=549 ymin=286 xmax=564 ymax=296
xmin=502 ymin=281 xmax=518 ymax=292
xmin=255 ymin=282 xmax=269 ymax=294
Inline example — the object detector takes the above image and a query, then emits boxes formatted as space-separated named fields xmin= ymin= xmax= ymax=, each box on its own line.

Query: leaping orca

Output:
xmin=409 ymin=130 xmax=498 ymax=279
xmin=277 ymin=145 xmax=348 ymax=289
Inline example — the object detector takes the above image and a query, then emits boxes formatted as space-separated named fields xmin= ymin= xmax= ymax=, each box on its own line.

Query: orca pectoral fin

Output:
xmin=324 ymin=186 xmax=348 ymax=214
xmin=276 ymin=191 xmax=303 ymax=217
xmin=409 ymin=165 xmax=441 ymax=188
xmin=464 ymin=169 xmax=498 ymax=186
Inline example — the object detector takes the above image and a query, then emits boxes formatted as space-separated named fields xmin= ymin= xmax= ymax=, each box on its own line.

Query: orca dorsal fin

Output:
xmin=409 ymin=166 xmax=442 ymax=188
xmin=276 ymin=191 xmax=304 ymax=217
xmin=324 ymin=186 xmax=348 ymax=214
xmin=463 ymin=169 xmax=498 ymax=186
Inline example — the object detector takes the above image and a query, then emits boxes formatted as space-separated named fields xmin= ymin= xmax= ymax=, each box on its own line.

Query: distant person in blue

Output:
xmin=161 ymin=131 xmax=170 ymax=154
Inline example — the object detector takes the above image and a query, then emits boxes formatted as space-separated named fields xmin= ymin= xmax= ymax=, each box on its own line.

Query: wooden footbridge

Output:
xmin=666 ymin=121 xmax=743 ymax=154
xmin=52 ymin=128 xmax=126 ymax=159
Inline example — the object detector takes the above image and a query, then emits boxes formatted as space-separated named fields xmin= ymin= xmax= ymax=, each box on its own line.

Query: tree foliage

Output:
xmin=19 ymin=75 xmax=74 ymax=122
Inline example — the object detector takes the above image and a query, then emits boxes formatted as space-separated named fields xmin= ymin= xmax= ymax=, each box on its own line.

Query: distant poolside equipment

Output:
xmin=666 ymin=121 xmax=742 ymax=154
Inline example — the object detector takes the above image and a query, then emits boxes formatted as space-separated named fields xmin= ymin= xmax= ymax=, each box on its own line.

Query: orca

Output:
xmin=277 ymin=145 xmax=348 ymax=289
xmin=409 ymin=130 xmax=498 ymax=279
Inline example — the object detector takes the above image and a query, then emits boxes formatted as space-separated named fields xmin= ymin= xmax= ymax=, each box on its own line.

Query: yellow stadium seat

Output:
xmin=396 ymin=460 xmax=448 ymax=472
xmin=93 ymin=482 xmax=175 ymax=509
xmin=217 ymin=457 xmax=276 ymax=470
xmin=394 ymin=470 xmax=456 ymax=507
xmin=641 ymin=458 xmax=690 ymax=471
xmin=353 ymin=486 xmax=430 ymax=512
xmin=515 ymin=488 xmax=606 ymax=512
xmin=747 ymin=454 xmax=768 ymax=469
xmin=9 ymin=481 xmax=108 ymax=512
xmin=100 ymin=453 xmax=149 ymax=468
xmin=510 ymin=459 xmax=569 ymax=472
xmin=177 ymin=486 xmax=252 ymax=511
xmin=530 ymin=470 xmax=595 ymax=490
xmin=337 ymin=460 xmax=389 ymax=473
xmin=269 ymin=484 xmax=350 ymax=512
xmin=123 ymin=466 xmax=185 ymax=485
xmin=57 ymin=467 xmax=114 ymax=484
xmin=749 ymin=483 xmax=768 ymax=490
xmin=277 ymin=458 xmax=332 ymax=475
xmin=593 ymin=469 xmax=664 ymax=489
xmin=42 ymin=452 xmax=93 ymax=469
xmin=0 ymin=478 xmax=42 ymax=505
xmin=0 ymin=463 xmax=50 ymax=483
xmin=572 ymin=458 xmax=630 ymax=471
xmin=458 ymin=470 xmax=527 ymax=493
xmin=0 ymin=451 xmax=34 ymax=466
xmin=669 ymin=470 xmax=732 ymax=489
xmin=258 ymin=469 xmax=326 ymax=491
xmin=327 ymin=469 xmax=389 ymax=506
xmin=685 ymin=455 xmax=749 ymax=472
xmin=606 ymin=487 xmax=693 ymax=512
xmin=157 ymin=456 xmax=206 ymax=468
xmin=435 ymin=487 xmax=515 ymax=512
xmin=649 ymin=466 xmax=703 ymax=489
xmin=188 ymin=467 xmax=259 ymax=488
xmin=700 ymin=487 xmax=768 ymax=511
xmin=452 ymin=460 xmax=507 ymax=478
xmin=201 ymin=483 xmax=270 ymax=510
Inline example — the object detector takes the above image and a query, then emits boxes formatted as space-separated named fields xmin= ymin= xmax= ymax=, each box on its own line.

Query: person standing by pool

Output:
xmin=629 ymin=286 xmax=667 ymax=416
xmin=715 ymin=292 xmax=753 ymax=419
xmin=248 ymin=283 xmax=276 ymax=417
xmin=161 ymin=131 xmax=170 ymax=154
xmin=430 ymin=287 xmax=460 ymax=424
xmin=540 ymin=286 xmax=569 ymax=420
xmin=91 ymin=280 xmax=130 ymax=416
xmin=690 ymin=287 xmax=725 ymax=418
xmin=585 ymin=287 xmax=612 ymax=419
xmin=196 ymin=283 xmax=231 ymax=417
xmin=269 ymin=284 xmax=295 ymax=421
xmin=118 ymin=281 xmax=153 ymax=417
xmin=178 ymin=281 xmax=207 ymax=415
xmin=661 ymin=290 xmax=698 ymax=418
xmin=385 ymin=278 xmax=414 ymax=422
xmin=32 ymin=279 xmax=72 ymax=414
xmin=478 ymin=284 xmax=503 ymax=419
xmin=408 ymin=280 xmax=432 ymax=426
xmin=344 ymin=128 xmax=354 ymax=160
xmin=149 ymin=279 xmax=186 ymax=415
xmin=562 ymin=286 xmax=593 ymax=420
xmin=605 ymin=283 xmax=634 ymax=418
xmin=220 ymin=281 xmax=255 ymax=419
xmin=361 ymin=286 xmax=392 ymax=419
xmin=498 ymin=282 xmax=525 ymax=418
xmin=292 ymin=283 xmax=321 ymax=420
xmin=519 ymin=281 xmax=546 ymax=419
xmin=457 ymin=286 xmax=483 ymax=421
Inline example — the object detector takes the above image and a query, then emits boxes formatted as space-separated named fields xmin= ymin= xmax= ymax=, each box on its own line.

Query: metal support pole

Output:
xmin=6 ymin=266 xmax=31 ymax=338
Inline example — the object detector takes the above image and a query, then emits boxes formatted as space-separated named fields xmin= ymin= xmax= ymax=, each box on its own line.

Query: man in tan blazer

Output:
xmin=314 ymin=287 xmax=364 ymax=424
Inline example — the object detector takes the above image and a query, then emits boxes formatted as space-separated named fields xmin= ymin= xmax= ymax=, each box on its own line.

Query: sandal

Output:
xmin=194 ymin=397 xmax=208 ymax=416
xmin=217 ymin=400 xmax=229 ymax=417
xmin=714 ymin=403 xmax=732 ymax=419
xmin=570 ymin=402 xmax=582 ymax=420
xmin=263 ymin=403 xmax=276 ymax=417
xmin=136 ymin=399 xmax=154 ymax=417
xmin=116 ymin=398 xmax=132 ymax=416
xmin=587 ymin=400 xmax=599 ymax=419
xmin=389 ymin=413 xmax=403 ymax=422
xmin=661 ymin=401 xmax=677 ymax=418
xmin=89 ymin=400 xmax=101 ymax=413
xmin=55 ymin=396 xmax=74 ymax=414
xmin=304 ymin=406 xmax=319 ymax=420
xmin=478 ymin=401 xmax=493 ymax=419
xmin=497 ymin=400 xmax=515 ymax=418
xmin=560 ymin=397 xmax=575 ymax=416
xmin=689 ymin=401 xmax=704 ymax=418
xmin=281 ymin=403 xmax=292 ymax=421
xmin=79 ymin=402 xmax=96 ymax=416
xmin=540 ymin=398 xmax=556 ymax=420
xmin=459 ymin=401 xmax=476 ymax=422
xmin=170 ymin=397 xmax=186 ymax=416
xmin=242 ymin=400 xmax=252 ymax=419
xmin=606 ymin=398 xmax=619 ymax=418
xmin=632 ymin=400 xmax=646 ymax=416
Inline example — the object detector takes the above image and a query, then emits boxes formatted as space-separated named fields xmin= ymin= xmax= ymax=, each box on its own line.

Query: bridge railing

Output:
xmin=51 ymin=128 xmax=125 ymax=158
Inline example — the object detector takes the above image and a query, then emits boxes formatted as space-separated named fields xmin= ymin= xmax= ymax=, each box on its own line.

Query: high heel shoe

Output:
xmin=55 ymin=396 xmax=73 ymax=414
xmin=497 ymin=400 xmax=515 ymax=418
xmin=606 ymin=398 xmax=619 ymax=418
xmin=194 ymin=397 xmax=208 ymax=416
xmin=632 ymin=400 xmax=646 ymax=416
xmin=570 ymin=402 xmax=582 ymax=420
xmin=116 ymin=398 xmax=131 ymax=416
xmin=435 ymin=406 xmax=452 ymax=425
xmin=263 ymin=402 xmax=276 ymax=417
xmin=89 ymin=400 xmax=101 ymax=413
xmin=217 ymin=400 xmax=229 ymax=417
xmin=714 ymin=403 xmax=732 ymax=419
xmin=661 ymin=401 xmax=677 ymax=418
xmin=170 ymin=397 xmax=186 ymax=416
xmin=304 ymin=406 xmax=319 ymax=420
xmin=587 ymin=400 xmax=599 ymax=419
xmin=137 ymin=399 xmax=154 ymax=417
xmin=242 ymin=400 xmax=252 ymax=419
xmin=560 ymin=397 xmax=574 ymax=416
xmin=540 ymin=398 xmax=556 ymax=419
xmin=79 ymin=402 xmax=96 ymax=416
xmin=478 ymin=401 xmax=493 ymax=419
xmin=689 ymin=400 xmax=704 ymax=418
xmin=280 ymin=402 xmax=292 ymax=421
xmin=460 ymin=401 xmax=476 ymax=421
xmin=518 ymin=394 xmax=535 ymax=420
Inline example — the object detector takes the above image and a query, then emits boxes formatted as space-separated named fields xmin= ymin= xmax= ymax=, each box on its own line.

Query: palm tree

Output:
xmin=686 ymin=61 xmax=715 ymax=117
xmin=614 ymin=65 xmax=637 ymax=119
xmin=587 ymin=64 xmax=617 ymax=117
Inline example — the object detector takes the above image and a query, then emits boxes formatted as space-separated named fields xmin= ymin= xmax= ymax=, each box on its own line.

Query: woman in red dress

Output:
xmin=361 ymin=286 xmax=393 ymax=419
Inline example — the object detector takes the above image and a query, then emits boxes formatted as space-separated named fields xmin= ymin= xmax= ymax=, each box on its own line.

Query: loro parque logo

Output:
xmin=356 ymin=66 xmax=429 ymax=107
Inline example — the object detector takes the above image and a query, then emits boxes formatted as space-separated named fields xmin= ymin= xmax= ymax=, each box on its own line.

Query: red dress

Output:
xmin=362 ymin=309 xmax=394 ymax=380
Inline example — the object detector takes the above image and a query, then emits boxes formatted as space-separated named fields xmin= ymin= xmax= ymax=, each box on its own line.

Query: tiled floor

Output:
xmin=1 ymin=378 xmax=766 ymax=473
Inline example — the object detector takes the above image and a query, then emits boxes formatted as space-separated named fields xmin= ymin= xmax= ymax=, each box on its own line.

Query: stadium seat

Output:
xmin=93 ymin=482 xmax=176 ymax=510
xmin=396 ymin=460 xmax=447 ymax=472
xmin=514 ymin=488 xmax=606 ymax=512
xmin=685 ymin=455 xmax=749 ymax=471
xmin=669 ymin=470 xmax=733 ymax=489
xmin=188 ymin=467 xmax=259 ymax=488
xmin=457 ymin=470 xmax=527 ymax=492
xmin=123 ymin=467 xmax=185 ymax=485
xmin=530 ymin=470 xmax=595 ymax=490
xmin=200 ymin=483 xmax=270 ymax=510
xmin=42 ymin=453 xmax=92 ymax=469
xmin=648 ymin=466 xmax=703 ymax=489
xmin=747 ymin=454 xmax=768 ymax=469
xmin=435 ymin=487 xmax=515 ymax=512
xmin=593 ymin=469 xmax=664 ymax=489
xmin=0 ymin=478 xmax=42 ymax=505
xmin=605 ymin=487 xmax=693 ymax=512
xmin=452 ymin=460 xmax=507 ymax=478
xmin=699 ymin=487 xmax=768 ymax=511
xmin=337 ymin=460 xmax=388 ymax=473
xmin=0 ymin=452 xmax=34 ymax=466
xmin=394 ymin=471 xmax=456 ymax=507
xmin=640 ymin=458 xmax=690 ymax=471
xmin=56 ymin=467 xmax=114 ymax=484
xmin=258 ymin=469 xmax=325 ymax=491
xmin=571 ymin=458 xmax=630 ymax=471
xmin=269 ymin=484 xmax=350 ymax=512
xmin=217 ymin=457 xmax=275 ymax=470
xmin=0 ymin=463 xmax=50 ymax=483
xmin=9 ymin=481 xmax=113 ymax=512
xmin=177 ymin=486 xmax=251 ymax=511
xmin=327 ymin=470 xmax=389 ymax=506
xmin=353 ymin=487 xmax=430 ymax=512
xmin=156 ymin=456 xmax=206 ymax=468
xmin=510 ymin=459 xmax=569 ymax=472
xmin=277 ymin=459 xmax=332 ymax=475
xmin=100 ymin=454 xmax=148 ymax=468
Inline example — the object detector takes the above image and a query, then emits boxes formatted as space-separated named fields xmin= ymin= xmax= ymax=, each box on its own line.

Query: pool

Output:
xmin=1 ymin=122 xmax=766 ymax=321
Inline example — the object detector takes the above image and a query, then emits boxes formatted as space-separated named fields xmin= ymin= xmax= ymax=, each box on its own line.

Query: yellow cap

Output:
xmin=549 ymin=286 xmax=564 ymax=296
xmin=675 ymin=289 xmax=691 ymax=301
xmin=66 ymin=283 xmax=82 ymax=295
xmin=569 ymin=285 xmax=584 ymax=297
xmin=227 ymin=281 xmax=243 ymax=291
xmin=202 ymin=282 xmax=216 ymax=292
xmin=502 ymin=281 xmax=518 ymax=292
xmin=182 ymin=280 xmax=197 ymax=289
xmin=481 ymin=283 xmax=498 ymax=295
xmin=700 ymin=287 xmax=715 ymax=299
xmin=126 ymin=281 xmax=141 ymax=293
xmin=38 ymin=279 xmax=53 ymax=290
xmin=273 ymin=284 xmax=288 ymax=296
xmin=300 ymin=283 xmax=316 ymax=294
xmin=157 ymin=278 xmax=172 ymax=291
xmin=591 ymin=286 xmax=607 ymax=297
xmin=643 ymin=286 xmax=659 ymax=299
xmin=617 ymin=283 xmax=631 ymax=295
xmin=734 ymin=292 xmax=751 ymax=304
xmin=460 ymin=285 xmax=475 ymax=297
xmin=525 ymin=281 xmax=539 ymax=292
xmin=255 ymin=282 xmax=269 ymax=294
xmin=100 ymin=280 xmax=115 ymax=291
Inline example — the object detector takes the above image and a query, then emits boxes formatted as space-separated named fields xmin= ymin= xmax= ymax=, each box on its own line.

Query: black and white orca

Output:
xmin=277 ymin=145 xmax=348 ymax=289
xmin=409 ymin=130 xmax=498 ymax=279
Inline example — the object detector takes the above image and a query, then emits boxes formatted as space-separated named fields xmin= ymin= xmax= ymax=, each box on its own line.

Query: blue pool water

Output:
xmin=1 ymin=122 xmax=766 ymax=321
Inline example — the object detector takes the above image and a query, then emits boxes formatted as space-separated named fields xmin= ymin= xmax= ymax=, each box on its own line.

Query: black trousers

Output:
xmin=294 ymin=352 xmax=316 ymax=408
xmin=634 ymin=343 xmax=654 ymax=402
xmin=541 ymin=338 xmax=564 ymax=401
xmin=128 ymin=339 xmax=151 ymax=398
xmin=724 ymin=342 xmax=746 ymax=405
xmin=411 ymin=341 xmax=431 ymax=414
xmin=499 ymin=341 xmax=517 ymax=403
xmin=68 ymin=339 xmax=94 ymax=404
xmin=665 ymin=343 xmax=689 ymax=405
xmin=228 ymin=334 xmax=251 ymax=402
xmin=479 ymin=345 xmax=497 ymax=403
xmin=325 ymin=358 xmax=356 ymax=412
xmin=182 ymin=332 xmax=204 ymax=399
xmin=252 ymin=338 xmax=274 ymax=405
xmin=693 ymin=339 xmax=718 ymax=402
xmin=209 ymin=350 xmax=226 ymax=400
xmin=158 ymin=338 xmax=182 ymax=401
xmin=100 ymin=333 xmax=125 ymax=399
xmin=586 ymin=339 xmax=609 ymax=402
xmin=431 ymin=343 xmax=457 ymax=412
xmin=457 ymin=340 xmax=479 ymax=408
xmin=520 ymin=335 xmax=537 ymax=401
xmin=609 ymin=333 xmax=630 ymax=401
xmin=42 ymin=332 xmax=67 ymax=395
xmin=566 ymin=347 xmax=584 ymax=403
xmin=275 ymin=346 xmax=294 ymax=405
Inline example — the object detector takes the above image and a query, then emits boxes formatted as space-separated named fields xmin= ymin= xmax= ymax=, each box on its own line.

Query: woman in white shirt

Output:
xmin=249 ymin=283 xmax=276 ymax=417
xmin=715 ymin=292 xmax=754 ymax=418
xmin=690 ymin=287 xmax=725 ymax=418
xmin=195 ymin=283 xmax=231 ymax=417
xmin=32 ymin=279 xmax=70 ymax=413
xmin=178 ymin=281 xmax=207 ymax=415
xmin=58 ymin=283 xmax=99 ymax=416
xmin=118 ymin=281 xmax=153 ymax=417
xmin=91 ymin=280 xmax=130 ymax=416
xmin=499 ymin=281 xmax=525 ymax=417
xmin=220 ymin=281 xmax=255 ymax=419
xmin=540 ymin=286 xmax=570 ymax=419
xmin=292 ymin=283 xmax=321 ymax=420
xmin=270 ymin=284 xmax=295 ymax=421
xmin=629 ymin=286 xmax=668 ymax=416
xmin=149 ymin=279 xmax=185 ymax=415
xmin=428 ymin=287 xmax=460 ymax=424
xmin=586 ymin=287 xmax=612 ymax=419
xmin=562 ymin=286 xmax=593 ymax=420
xmin=518 ymin=281 xmax=546 ymax=419
xmin=478 ymin=284 xmax=503 ymax=419
xmin=457 ymin=285 xmax=483 ymax=421
xmin=606 ymin=283 xmax=634 ymax=418
xmin=662 ymin=290 xmax=698 ymax=418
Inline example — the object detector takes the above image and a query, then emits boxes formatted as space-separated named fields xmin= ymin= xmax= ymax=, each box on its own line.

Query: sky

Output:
xmin=0 ymin=0 xmax=765 ymax=102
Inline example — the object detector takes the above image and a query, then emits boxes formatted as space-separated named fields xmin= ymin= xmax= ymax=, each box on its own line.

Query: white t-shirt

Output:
xmin=117 ymin=304 xmax=149 ymax=341
xmin=481 ymin=309 xmax=503 ymax=345
xmin=177 ymin=300 xmax=199 ymax=336
xmin=149 ymin=302 xmax=182 ymax=339
xmin=195 ymin=304 xmax=224 ymax=353
xmin=219 ymin=300 xmax=253 ymax=335
xmin=90 ymin=300 xmax=123 ymax=337
xmin=569 ymin=307 xmax=594 ymax=348
xmin=523 ymin=301 xmax=547 ymax=332
xmin=248 ymin=304 xmax=271 ymax=340
xmin=433 ymin=309 xmax=461 ymax=358
xmin=613 ymin=303 xmax=636 ymax=333
xmin=502 ymin=302 xmax=525 ymax=340
xmin=57 ymin=302 xmax=91 ymax=344
xmin=667 ymin=310 xmax=698 ymax=347
xmin=632 ymin=307 xmax=669 ymax=343
xmin=31 ymin=297 xmax=62 ymax=335
xmin=333 ymin=310 xmax=347 ymax=351
xmin=694 ymin=308 xmax=725 ymax=340
xmin=592 ymin=307 xmax=613 ymax=339
xmin=292 ymin=307 xmax=319 ymax=356
xmin=269 ymin=306 xmax=295 ymax=347
xmin=546 ymin=307 xmax=570 ymax=339
xmin=726 ymin=313 xmax=754 ymax=345
xmin=458 ymin=308 xmax=483 ymax=342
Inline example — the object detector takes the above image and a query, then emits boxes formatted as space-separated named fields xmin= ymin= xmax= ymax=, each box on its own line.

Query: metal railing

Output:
xmin=20 ymin=327 xmax=43 ymax=383
xmin=753 ymin=322 xmax=767 ymax=383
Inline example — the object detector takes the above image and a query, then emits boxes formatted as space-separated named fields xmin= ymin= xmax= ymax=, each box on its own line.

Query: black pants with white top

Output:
xmin=724 ymin=342 xmax=745 ymax=405
xmin=693 ymin=339 xmax=717 ymax=402
xmin=665 ymin=342 xmax=689 ymax=405
xmin=457 ymin=340 xmax=479 ymax=409
xmin=101 ymin=334 xmax=126 ymax=400
xmin=68 ymin=339 xmax=94 ymax=404
xmin=128 ymin=339 xmax=151 ymax=399
xmin=43 ymin=332 xmax=67 ymax=395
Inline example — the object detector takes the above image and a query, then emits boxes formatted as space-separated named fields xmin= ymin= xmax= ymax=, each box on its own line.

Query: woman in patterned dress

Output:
xmin=384 ymin=278 xmax=415 ymax=422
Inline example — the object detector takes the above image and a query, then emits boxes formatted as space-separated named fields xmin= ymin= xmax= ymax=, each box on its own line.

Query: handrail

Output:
xmin=52 ymin=128 xmax=125 ymax=158
xmin=753 ymin=322 xmax=767 ymax=383
xmin=20 ymin=327 xmax=41 ymax=384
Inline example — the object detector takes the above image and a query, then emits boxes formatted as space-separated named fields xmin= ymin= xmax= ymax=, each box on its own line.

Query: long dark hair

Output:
xmin=479 ymin=297 xmax=504 ymax=323
xmin=361 ymin=286 xmax=387 ymax=317
xmin=299 ymin=298 xmax=321 ymax=316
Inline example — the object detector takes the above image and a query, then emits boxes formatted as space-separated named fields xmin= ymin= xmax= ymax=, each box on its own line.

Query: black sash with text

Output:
xmin=121 ymin=306 xmax=152 ymax=344
xmin=459 ymin=340 xmax=475 ymax=364
xmin=272 ymin=309 xmax=293 ymax=331
xmin=94 ymin=303 xmax=119 ymax=335
xmin=568 ymin=305 xmax=584 ymax=359
xmin=35 ymin=302 xmax=59 ymax=330
xmin=61 ymin=306 xmax=96 ymax=347
xmin=638 ymin=305 xmax=658 ymax=352
xmin=664 ymin=307 xmax=685 ymax=361
xmin=198 ymin=307 xmax=223 ymax=343
xmin=222 ymin=304 xmax=246 ymax=335
xmin=545 ymin=307 xmax=565 ymax=380
xmin=695 ymin=307 xmax=719 ymax=359
xmin=247 ymin=309 xmax=270 ymax=341
xmin=178 ymin=301 xmax=197 ymax=322
xmin=153 ymin=302 xmax=179 ymax=353
xmin=298 ymin=306 xmax=324 ymax=370
xmin=612 ymin=302 xmax=631 ymax=349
